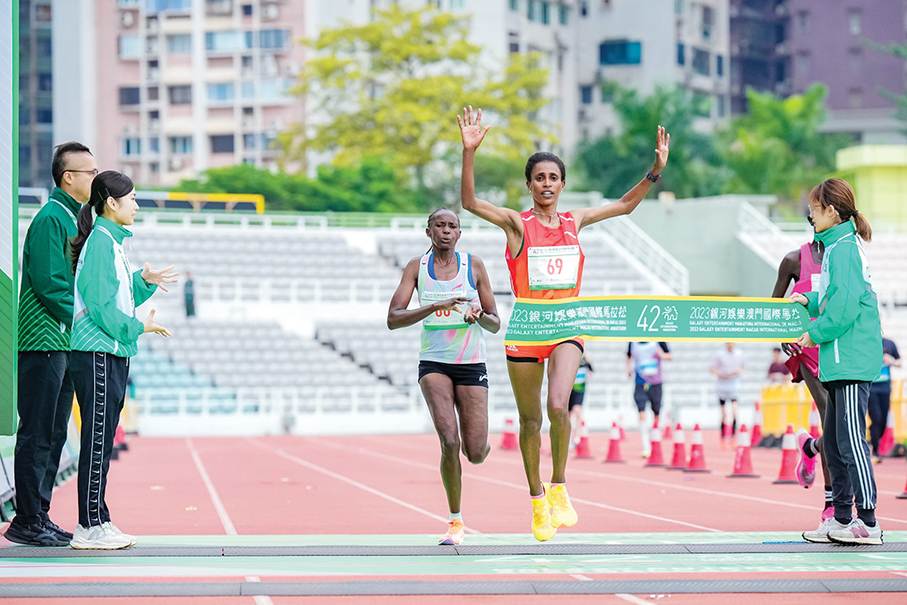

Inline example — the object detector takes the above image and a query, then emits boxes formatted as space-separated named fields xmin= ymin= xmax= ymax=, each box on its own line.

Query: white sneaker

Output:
xmin=103 ymin=522 xmax=137 ymax=547
xmin=70 ymin=524 xmax=132 ymax=550
xmin=803 ymin=516 xmax=850 ymax=543
xmin=828 ymin=519 xmax=883 ymax=545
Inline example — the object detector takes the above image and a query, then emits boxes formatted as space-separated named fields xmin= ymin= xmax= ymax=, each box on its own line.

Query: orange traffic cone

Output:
xmin=773 ymin=424 xmax=799 ymax=484
xmin=646 ymin=420 xmax=665 ymax=467
xmin=668 ymin=423 xmax=686 ymax=470
xmin=728 ymin=424 xmax=759 ymax=478
xmin=662 ymin=420 xmax=673 ymax=443
xmin=751 ymin=402 xmax=763 ymax=447
xmin=575 ymin=421 xmax=592 ymax=459
xmin=618 ymin=417 xmax=627 ymax=441
xmin=879 ymin=409 xmax=896 ymax=457
xmin=604 ymin=422 xmax=624 ymax=463
xmin=808 ymin=402 xmax=821 ymax=439
xmin=685 ymin=424 xmax=710 ymax=473
xmin=501 ymin=418 xmax=518 ymax=451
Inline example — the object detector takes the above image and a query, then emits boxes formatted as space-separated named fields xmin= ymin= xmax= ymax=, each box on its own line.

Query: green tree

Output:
xmin=721 ymin=84 xmax=852 ymax=205
xmin=575 ymin=84 xmax=726 ymax=199
xmin=279 ymin=4 xmax=552 ymax=206
xmin=866 ymin=41 xmax=907 ymax=127
xmin=175 ymin=158 xmax=420 ymax=213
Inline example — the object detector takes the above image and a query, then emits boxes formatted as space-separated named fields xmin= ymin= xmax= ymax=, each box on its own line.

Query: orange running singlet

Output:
xmin=505 ymin=210 xmax=586 ymax=362
xmin=506 ymin=210 xmax=585 ymax=299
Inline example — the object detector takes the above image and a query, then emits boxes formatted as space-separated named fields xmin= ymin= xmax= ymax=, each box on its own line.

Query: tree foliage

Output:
xmin=867 ymin=41 xmax=907 ymax=127
xmin=279 ymin=4 xmax=553 ymax=202
xmin=575 ymin=83 xmax=851 ymax=208
xmin=720 ymin=84 xmax=851 ymax=203
xmin=175 ymin=159 xmax=419 ymax=213
xmin=575 ymin=84 xmax=726 ymax=199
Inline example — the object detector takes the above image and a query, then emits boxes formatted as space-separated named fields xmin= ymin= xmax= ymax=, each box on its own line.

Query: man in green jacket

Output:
xmin=5 ymin=142 xmax=97 ymax=546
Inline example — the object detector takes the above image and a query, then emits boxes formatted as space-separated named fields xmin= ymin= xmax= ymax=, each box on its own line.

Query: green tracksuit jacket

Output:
xmin=18 ymin=188 xmax=81 ymax=351
xmin=71 ymin=216 xmax=157 ymax=357
xmin=803 ymin=221 xmax=883 ymax=383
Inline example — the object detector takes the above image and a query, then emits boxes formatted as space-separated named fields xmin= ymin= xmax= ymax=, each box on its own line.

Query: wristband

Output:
xmin=646 ymin=170 xmax=661 ymax=183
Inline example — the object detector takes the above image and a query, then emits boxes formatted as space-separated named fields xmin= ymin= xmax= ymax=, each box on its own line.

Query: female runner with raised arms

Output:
xmin=458 ymin=106 xmax=669 ymax=541
xmin=387 ymin=208 xmax=500 ymax=546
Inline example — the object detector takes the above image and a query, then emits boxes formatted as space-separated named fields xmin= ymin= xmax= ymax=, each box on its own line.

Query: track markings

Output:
xmin=247 ymin=438 xmax=481 ymax=534
xmin=187 ymin=438 xmax=274 ymax=605
xmin=300 ymin=440 xmax=720 ymax=532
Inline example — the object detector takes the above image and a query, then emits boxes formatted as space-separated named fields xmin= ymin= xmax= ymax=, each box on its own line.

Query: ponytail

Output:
xmin=69 ymin=203 xmax=95 ymax=275
xmin=808 ymin=178 xmax=872 ymax=242
xmin=68 ymin=170 xmax=135 ymax=275
xmin=853 ymin=211 xmax=872 ymax=243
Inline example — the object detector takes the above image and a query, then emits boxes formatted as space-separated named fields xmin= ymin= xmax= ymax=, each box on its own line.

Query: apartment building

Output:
xmin=19 ymin=0 xmax=54 ymax=188
xmin=55 ymin=0 xmax=305 ymax=188
xmin=576 ymin=0 xmax=731 ymax=142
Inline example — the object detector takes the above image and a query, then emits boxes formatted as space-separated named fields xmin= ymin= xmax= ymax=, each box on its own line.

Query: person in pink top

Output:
xmin=771 ymin=223 xmax=832 ymax=533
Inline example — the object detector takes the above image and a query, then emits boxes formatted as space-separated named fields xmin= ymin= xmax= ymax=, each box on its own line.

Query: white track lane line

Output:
xmin=187 ymin=438 xmax=237 ymax=536
xmin=306 ymin=440 xmax=720 ymax=532
xmin=186 ymin=439 xmax=274 ymax=605
xmin=570 ymin=574 xmax=593 ymax=581
xmin=246 ymin=438 xmax=481 ymax=534
xmin=352 ymin=435 xmax=907 ymax=525
xmin=616 ymin=593 xmax=655 ymax=605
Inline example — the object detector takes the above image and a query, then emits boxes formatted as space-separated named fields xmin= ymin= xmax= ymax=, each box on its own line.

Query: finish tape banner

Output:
xmin=504 ymin=296 xmax=811 ymax=346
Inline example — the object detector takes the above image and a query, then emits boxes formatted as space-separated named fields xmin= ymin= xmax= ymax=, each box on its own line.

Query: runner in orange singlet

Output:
xmin=458 ymin=106 xmax=670 ymax=541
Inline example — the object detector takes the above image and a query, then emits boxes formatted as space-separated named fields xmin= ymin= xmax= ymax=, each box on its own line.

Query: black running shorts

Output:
xmin=418 ymin=361 xmax=489 ymax=388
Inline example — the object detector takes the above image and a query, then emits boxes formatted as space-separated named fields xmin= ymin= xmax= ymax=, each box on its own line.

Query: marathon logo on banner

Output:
xmin=504 ymin=296 xmax=812 ymax=346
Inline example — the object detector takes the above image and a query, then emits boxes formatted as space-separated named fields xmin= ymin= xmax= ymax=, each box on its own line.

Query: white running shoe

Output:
xmin=70 ymin=524 xmax=132 ymax=550
xmin=103 ymin=522 xmax=137 ymax=547
xmin=828 ymin=519 xmax=883 ymax=545
xmin=802 ymin=516 xmax=850 ymax=543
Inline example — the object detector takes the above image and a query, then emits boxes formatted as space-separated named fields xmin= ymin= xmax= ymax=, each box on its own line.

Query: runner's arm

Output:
xmin=574 ymin=125 xmax=669 ymax=231
xmin=458 ymin=106 xmax=522 ymax=251
xmin=771 ymin=251 xmax=800 ymax=298
xmin=465 ymin=255 xmax=501 ymax=334
xmin=386 ymin=257 xmax=469 ymax=330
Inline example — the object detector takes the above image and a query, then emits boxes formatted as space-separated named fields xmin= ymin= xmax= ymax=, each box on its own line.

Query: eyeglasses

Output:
xmin=64 ymin=169 xmax=99 ymax=177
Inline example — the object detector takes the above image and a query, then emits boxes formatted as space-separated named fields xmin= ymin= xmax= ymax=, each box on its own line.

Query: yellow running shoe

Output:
xmin=531 ymin=487 xmax=556 ymax=542
xmin=439 ymin=519 xmax=465 ymax=546
xmin=545 ymin=482 xmax=578 ymax=528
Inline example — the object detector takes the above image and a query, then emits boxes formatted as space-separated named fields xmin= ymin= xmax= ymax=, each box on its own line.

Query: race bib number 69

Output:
xmin=528 ymin=245 xmax=580 ymax=290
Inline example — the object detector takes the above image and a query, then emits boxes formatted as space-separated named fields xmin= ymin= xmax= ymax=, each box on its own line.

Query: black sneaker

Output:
xmin=41 ymin=518 xmax=74 ymax=541
xmin=3 ymin=520 xmax=71 ymax=546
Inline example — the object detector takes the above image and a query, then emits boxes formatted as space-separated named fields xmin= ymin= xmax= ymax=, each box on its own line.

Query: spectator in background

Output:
xmin=627 ymin=342 xmax=671 ymax=457
xmin=184 ymin=271 xmax=195 ymax=319
xmin=711 ymin=342 xmax=745 ymax=448
xmin=869 ymin=336 xmax=901 ymax=462
xmin=767 ymin=347 xmax=792 ymax=384
xmin=6 ymin=142 xmax=97 ymax=547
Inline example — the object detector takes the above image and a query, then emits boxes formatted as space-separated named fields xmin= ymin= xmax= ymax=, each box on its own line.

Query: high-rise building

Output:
xmin=729 ymin=0 xmax=789 ymax=115
xmin=787 ymin=0 xmax=906 ymax=143
xmin=730 ymin=0 xmax=906 ymax=143
xmin=84 ymin=0 xmax=306 ymax=187
xmin=18 ymin=0 xmax=55 ymax=188
xmin=576 ymin=0 xmax=731 ymax=142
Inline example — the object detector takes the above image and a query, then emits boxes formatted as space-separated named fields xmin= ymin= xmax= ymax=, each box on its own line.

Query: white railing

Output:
xmin=137 ymin=212 xmax=330 ymax=230
xmin=128 ymin=379 xmax=758 ymax=437
xmin=196 ymin=278 xmax=395 ymax=305
xmin=591 ymin=215 xmax=690 ymax=295
xmin=736 ymin=201 xmax=800 ymax=267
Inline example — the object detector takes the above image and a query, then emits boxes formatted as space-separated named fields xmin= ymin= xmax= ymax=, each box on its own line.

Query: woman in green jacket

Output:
xmin=68 ymin=171 xmax=177 ymax=550
xmin=791 ymin=178 xmax=883 ymax=545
